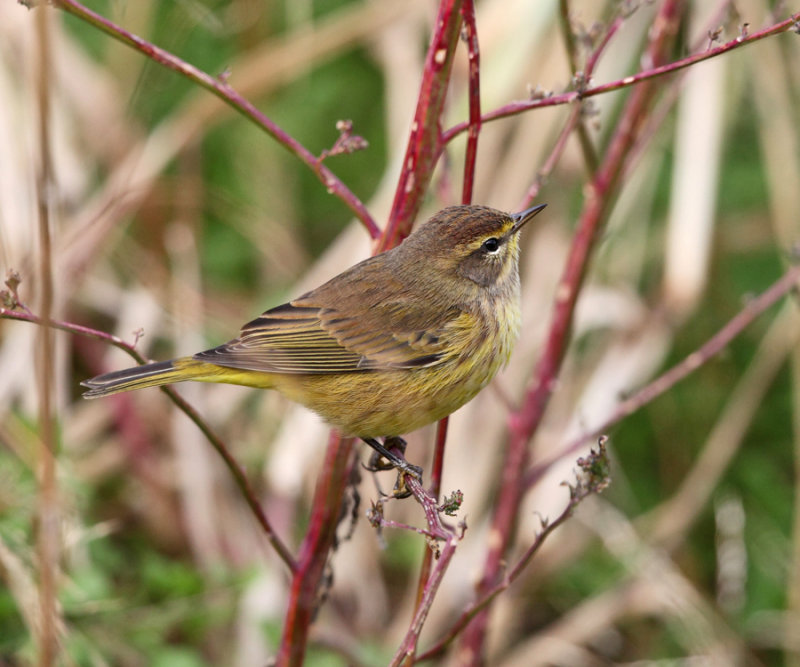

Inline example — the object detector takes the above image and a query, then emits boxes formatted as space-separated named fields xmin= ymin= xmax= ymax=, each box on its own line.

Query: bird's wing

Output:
xmin=193 ymin=298 xmax=463 ymax=375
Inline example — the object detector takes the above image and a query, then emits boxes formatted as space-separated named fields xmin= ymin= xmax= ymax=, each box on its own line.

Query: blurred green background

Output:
xmin=1 ymin=0 xmax=800 ymax=664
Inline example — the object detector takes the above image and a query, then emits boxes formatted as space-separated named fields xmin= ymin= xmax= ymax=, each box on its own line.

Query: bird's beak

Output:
xmin=510 ymin=203 xmax=546 ymax=233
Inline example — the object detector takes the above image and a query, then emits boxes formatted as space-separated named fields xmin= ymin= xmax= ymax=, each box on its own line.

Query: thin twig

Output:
xmin=519 ymin=102 xmax=582 ymax=207
xmin=0 ymin=308 xmax=146 ymax=363
xmin=411 ymin=417 xmax=450 ymax=616
xmin=158 ymin=385 xmax=297 ymax=570
xmin=392 ymin=536 xmax=459 ymax=666
xmin=525 ymin=263 xmax=800 ymax=490
xmin=52 ymin=0 xmax=380 ymax=238
xmin=368 ymin=470 xmax=464 ymax=667
xmin=442 ymin=11 xmax=800 ymax=144
xmin=418 ymin=441 xmax=610 ymax=662
xmin=583 ymin=12 xmax=625 ymax=78
xmin=0 ymin=304 xmax=297 ymax=572
xmin=460 ymin=0 xmax=481 ymax=204
xmin=557 ymin=0 xmax=599 ymax=175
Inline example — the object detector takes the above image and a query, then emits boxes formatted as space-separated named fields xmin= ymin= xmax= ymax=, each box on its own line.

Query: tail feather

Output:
xmin=82 ymin=358 xmax=208 ymax=398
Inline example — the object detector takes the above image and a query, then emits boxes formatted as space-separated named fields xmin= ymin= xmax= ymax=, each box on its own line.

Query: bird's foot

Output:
xmin=362 ymin=436 xmax=423 ymax=498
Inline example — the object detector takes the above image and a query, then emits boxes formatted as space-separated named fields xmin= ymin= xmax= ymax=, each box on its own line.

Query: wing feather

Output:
xmin=193 ymin=297 xmax=460 ymax=375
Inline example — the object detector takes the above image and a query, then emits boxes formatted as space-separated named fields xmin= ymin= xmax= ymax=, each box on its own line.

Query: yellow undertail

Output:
xmin=82 ymin=357 xmax=230 ymax=398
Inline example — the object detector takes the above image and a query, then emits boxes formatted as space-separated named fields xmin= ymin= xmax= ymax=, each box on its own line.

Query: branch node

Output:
xmin=367 ymin=500 xmax=384 ymax=529
xmin=737 ymin=23 xmax=750 ymax=43
xmin=2 ymin=270 xmax=23 ymax=309
xmin=527 ymin=83 xmax=552 ymax=101
xmin=318 ymin=120 xmax=369 ymax=162
xmin=575 ymin=435 xmax=611 ymax=496
xmin=439 ymin=489 xmax=464 ymax=516
xmin=426 ymin=534 xmax=442 ymax=559
xmin=131 ymin=328 xmax=145 ymax=347
xmin=571 ymin=70 xmax=590 ymax=96
xmin=707 ymin=26 xmax=723 ymax=50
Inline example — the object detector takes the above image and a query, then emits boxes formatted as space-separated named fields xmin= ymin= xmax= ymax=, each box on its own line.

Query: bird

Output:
xmin=82 ymin=203 xmax=546 ymax=477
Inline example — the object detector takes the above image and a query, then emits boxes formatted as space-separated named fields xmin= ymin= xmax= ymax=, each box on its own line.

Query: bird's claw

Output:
xmin=362 ymin=436 xmax=424 ymax=496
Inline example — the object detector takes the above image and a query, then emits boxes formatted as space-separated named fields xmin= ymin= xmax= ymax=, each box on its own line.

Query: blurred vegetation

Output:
xmin=2 ymin=0 xmax=800 ymax=665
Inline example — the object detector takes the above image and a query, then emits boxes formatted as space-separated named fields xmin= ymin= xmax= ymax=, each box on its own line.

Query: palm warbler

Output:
xmin=83 ymin=203 xmax=545 ymax=475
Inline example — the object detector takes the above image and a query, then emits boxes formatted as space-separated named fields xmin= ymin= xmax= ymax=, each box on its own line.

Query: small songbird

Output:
xmin=83 ymin=204 xmax=546 ymax=476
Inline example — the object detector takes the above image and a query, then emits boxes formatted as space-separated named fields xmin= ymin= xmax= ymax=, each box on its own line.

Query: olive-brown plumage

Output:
xmin=83 ymin=204 xmax=545 ymax=468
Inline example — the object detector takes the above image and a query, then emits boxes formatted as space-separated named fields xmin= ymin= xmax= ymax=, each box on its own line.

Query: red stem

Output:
xmin=525 ymin=264 xmax=800 ymax=489
xmin=408 ymin=415 xmax=450 ymax=657
xmin=442 ymin=10 xmax=800 ymax=144
xmin=277 ymin=432 xmax=356 ymax=665
xmin=377 ymin=0 xmax=465 ymax=252
xmin=460 ymin=0 xmax=481 ymax=205
xmin=459 ymin=1 xmax=686 ymax=660
xmin=429 ymin=416 xmax=450 ymax=499
xmin=391 ymin=537 xmax=459 ymax=666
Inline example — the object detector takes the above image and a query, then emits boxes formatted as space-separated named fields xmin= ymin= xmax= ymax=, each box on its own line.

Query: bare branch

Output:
xmin=51 ymin=0 xmax=380 ymax=238
xmin=443 ymin=10 xmax=800 ymax=144
xmin=0 ymin=299 xmax=297 ymax=573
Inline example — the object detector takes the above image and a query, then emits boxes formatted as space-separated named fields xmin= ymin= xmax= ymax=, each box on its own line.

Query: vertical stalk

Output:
xmin=34 ymin=4 xmax=59 ymax=665
xmin=378 ymin=0 xmax=464 ymax=251
xmin=408 ymin=416 xmax=450 ymax=663
xmin=460 ymin=0 xmax=481 ymax=204
xmin=557 ymin=0 xmax=599 ymax=174
xmin=276 ymin=432 xmax=356 ymax=665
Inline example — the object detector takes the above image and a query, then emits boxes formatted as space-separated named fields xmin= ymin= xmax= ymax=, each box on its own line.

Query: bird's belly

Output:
xmin=270 ymin=341 xmax=507 ymax=438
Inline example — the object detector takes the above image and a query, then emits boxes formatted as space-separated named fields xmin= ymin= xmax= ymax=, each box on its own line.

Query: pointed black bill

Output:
xmin=511 ymin=203 xmax=547 ymax=232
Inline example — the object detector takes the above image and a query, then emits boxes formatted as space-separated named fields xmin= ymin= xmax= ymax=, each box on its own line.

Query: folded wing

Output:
xmin=193 ymin=298 xmax=460 ymax=374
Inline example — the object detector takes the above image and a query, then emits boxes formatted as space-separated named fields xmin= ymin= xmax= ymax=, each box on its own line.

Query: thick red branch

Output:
xmin=277 ymin=432 xmax=356 ymax=665
xmin=378 ymin=0 xmax=465 ymax=251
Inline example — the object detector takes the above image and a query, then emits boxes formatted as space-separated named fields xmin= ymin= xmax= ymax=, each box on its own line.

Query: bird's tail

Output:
xmin=82 ymin=357 xmax=211 ymax=398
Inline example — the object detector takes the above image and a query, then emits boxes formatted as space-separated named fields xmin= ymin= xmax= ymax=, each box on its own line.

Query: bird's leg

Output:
xmin=362 ymin=436 xmax=423 ymax=485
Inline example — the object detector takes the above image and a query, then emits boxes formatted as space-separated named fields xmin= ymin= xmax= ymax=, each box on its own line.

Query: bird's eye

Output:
xmin=481 ymin=237 xmax=500 ymax=253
